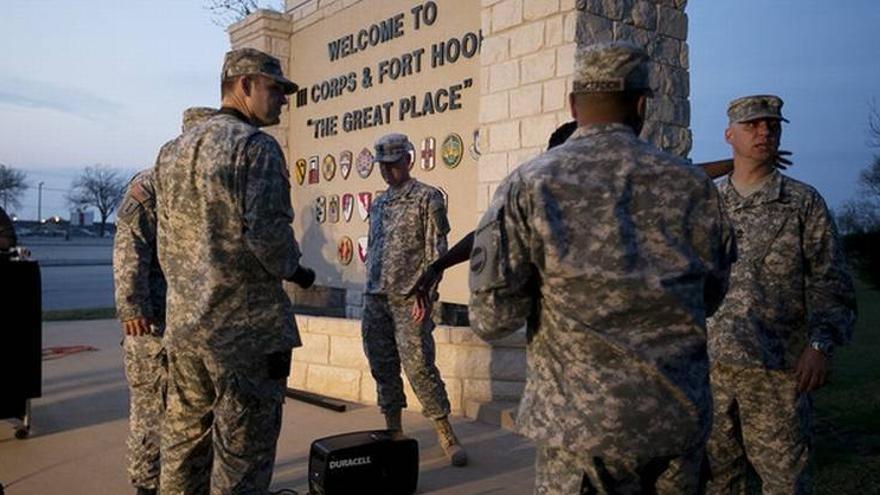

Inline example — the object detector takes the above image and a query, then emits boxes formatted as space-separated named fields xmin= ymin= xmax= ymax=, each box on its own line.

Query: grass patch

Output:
xmin=42 ymin=307 xmax=117 ymax=321
xmin=813 ymin=279 xmax=880 ymax=493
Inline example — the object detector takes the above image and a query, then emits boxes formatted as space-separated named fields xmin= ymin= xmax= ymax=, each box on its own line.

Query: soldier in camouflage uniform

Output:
xmin=706 ymin=95 xmax=857 ymax=495
xmin=114 ymin=106 xmax=215 ymax=495
xmin=362 ymin=133 xmax=468 ymax=467
xmin=154 ymin=48 xmax=315 ymax=494
xmin=469 ymin=42 xmax=737 ymax=494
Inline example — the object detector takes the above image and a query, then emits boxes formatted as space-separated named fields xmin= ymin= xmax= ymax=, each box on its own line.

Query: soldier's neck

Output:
xmin=731 ymin=159 xmax=774 ymax=186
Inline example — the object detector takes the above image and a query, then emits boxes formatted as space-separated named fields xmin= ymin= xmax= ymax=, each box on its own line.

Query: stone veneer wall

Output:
xmin=291 ymin=315 xmax=527 ymax=418
xmin=477 ymin=0 xmax=690 ymax=217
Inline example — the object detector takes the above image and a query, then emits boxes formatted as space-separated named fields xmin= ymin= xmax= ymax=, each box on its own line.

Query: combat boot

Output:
xmin=434 ymin=416 xmax=468 ymax=467
xmin=384 ymin=409 xmax=403 ymax=437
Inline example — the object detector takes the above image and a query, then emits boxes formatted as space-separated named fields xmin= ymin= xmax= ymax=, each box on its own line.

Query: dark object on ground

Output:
xmin=286 ymin=388 xmax=348 ymax=412
xmin=309 ymin=430 xmax=418 ymax=495
xmin=0 ymin=259 xmax=42 ymax=439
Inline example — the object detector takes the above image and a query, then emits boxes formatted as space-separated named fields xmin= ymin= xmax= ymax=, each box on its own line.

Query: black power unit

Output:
xmin=308 ymin=430 xmax=419 ymax=495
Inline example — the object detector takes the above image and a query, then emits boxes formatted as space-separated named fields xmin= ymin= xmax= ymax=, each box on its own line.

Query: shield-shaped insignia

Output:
xmin=356 ymin=148 xmax=374 ymax=179
xmin=315 ymin=196 xmax=326 ymax=224
xmin=441 ymin=133 xmax=463 ymax=169
xmin=308 ymin=155 xmax=320 ymax=184
xmin=338 ymin=236 xmax=353 ymax=265
xmin=357 ymin=236 xmax=369 ymax=263
xmin=322 ymin=155 xmax=337 ymax=181
xmin=295 ymin=158 xmax=307 ymax=185
xmin=420 ymin=137 xmax=436 ymax=171
xmin=339 ymin=150 xmax=353 ymax=179
xmin=327 ymin=194 xmax=340 ymax=223
xmin=342 ymin=193 xmax=354 ymax=222
xmin=357 ymin=192 xmax=372 ymax=221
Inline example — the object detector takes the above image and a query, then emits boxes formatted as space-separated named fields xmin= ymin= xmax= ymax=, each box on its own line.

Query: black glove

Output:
xmin=289 ymin=266 xmax=316 ymax=289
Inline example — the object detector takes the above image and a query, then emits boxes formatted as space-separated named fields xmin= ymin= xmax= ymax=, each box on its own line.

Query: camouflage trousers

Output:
xmin=706 ymin=363 xmax=812 ymax=495
xmin=534 ymin=442 xmax=706 ymax=494
xmin=160 ymin=347 xmax=288 ymax=495
xmin=362 ymin=294 xmax=451 ymax=419
xmin=122 ymin=334 xmax=166 ymax=490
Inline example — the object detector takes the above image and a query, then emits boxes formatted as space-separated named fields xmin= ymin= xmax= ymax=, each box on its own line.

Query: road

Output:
xmin=17 ymin=236 xmax=115 ymax=311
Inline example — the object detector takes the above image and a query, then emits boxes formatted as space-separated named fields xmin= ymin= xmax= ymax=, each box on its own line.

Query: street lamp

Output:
xmin=37 ymin=181 xmax=44 ymax=222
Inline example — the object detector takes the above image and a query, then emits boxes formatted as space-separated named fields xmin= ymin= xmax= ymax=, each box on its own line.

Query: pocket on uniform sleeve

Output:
xmin=469 ymin=210 xmax=508 ymax=292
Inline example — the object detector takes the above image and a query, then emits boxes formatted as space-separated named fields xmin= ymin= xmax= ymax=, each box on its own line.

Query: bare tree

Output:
xmin=0 ymin=163 xmax=28 ymax=212
xmin=205 ymin=0 xmax=284 ymax=27
xmin=67 ymin=165 xmax=126 ymax=237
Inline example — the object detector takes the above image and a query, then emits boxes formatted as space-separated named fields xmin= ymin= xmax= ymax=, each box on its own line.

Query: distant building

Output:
xmin=69 ymin=209 xmax=94 ymax=226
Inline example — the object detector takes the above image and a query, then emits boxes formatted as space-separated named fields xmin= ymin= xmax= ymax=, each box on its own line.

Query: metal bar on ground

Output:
xmin=285 ymin=388 xmax=348 ymax=412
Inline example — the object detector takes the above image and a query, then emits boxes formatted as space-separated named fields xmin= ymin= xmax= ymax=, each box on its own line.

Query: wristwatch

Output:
xmin=810 ymin=340 xmax=833 ymax=357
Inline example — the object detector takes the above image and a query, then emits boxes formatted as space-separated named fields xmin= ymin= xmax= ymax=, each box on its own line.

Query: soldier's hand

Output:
xmin=795 ymin=346 xmax=828 ymax=393
xmin=774 ymin=150 xmax=793 ymax=170
xmin=290 ymin=266 xmax=316 ymax=289
xmin=123 ymin=318 xmax=151 ymax=337
xmin=410 ymin=293 xmax=432 ymax=323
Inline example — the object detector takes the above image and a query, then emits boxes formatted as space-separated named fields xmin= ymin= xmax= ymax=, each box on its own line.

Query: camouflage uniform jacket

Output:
xmin=469 ymin=123 xmax=736 ymax=458
xmin=154 ymin=110 xmax=303 ymax=361
xmin=708 ymin=171 xmax=856 ymax=369
xmin=365 ymin=179 xmax=449 ymax=295
xmin=113 ymin=168 xmax=166 ymax=327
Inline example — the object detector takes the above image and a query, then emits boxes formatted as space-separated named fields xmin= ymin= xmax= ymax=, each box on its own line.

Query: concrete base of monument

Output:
xmin=290 ymin=315 xmax=528 ymax=420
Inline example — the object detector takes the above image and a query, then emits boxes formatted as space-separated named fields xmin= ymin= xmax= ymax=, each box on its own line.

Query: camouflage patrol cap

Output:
xmin=222 ymin=48 xmax=298 ymax=95
xmin=374 ymin=133 xmax=414 ymax=164
xmin=181 ymin=107 xmax=216 ymax=131
xmin=727 ymin=95 xmax=789 ymax=124
xmin=572 ymin=41 xmax=651 ymax=94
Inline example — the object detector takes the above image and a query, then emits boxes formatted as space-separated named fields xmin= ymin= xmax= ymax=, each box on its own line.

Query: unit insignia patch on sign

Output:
xmin=342 ymin=193 xmax=354 ymax=222
xmin=357 ymin=236 xmax=369 ymax=263
xmin=356 ymin=148 xmax=374 ymax=179
xmin=357 ymin=191 xmax=372 ymax=221
xmin=327 ymin=194 xmax=340 ymax=223
xmin=308 ymin=155 xmax=320 ymax=184
xmin=295 ymin=158 xmax=307 ymax=185
xmin=339 ymin=150 xmax=353 ymax=180
xmin=420 ymin=137 xmax=436 ymax=171
xmin=441 ymin=133 xmax=463 ymax=169
xmin=338 ymin=236 xmax=353 ymax=265
xmin=322 ymin=154 xmax=337 ymax=181
xmin=315 ymin=196 xmax=326 ymax=223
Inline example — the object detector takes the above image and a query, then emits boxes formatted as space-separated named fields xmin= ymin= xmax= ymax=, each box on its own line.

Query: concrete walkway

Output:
xmin=0 ymin=320 xmax=536 ymax=494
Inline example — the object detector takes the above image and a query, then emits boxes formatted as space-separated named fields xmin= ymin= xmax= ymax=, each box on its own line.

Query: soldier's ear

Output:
xmin=636 ymin=94 xmax=648 ymax=120
xmin=240 ymin=75 xmax=254 ymax=97
xmin=724 ymin=127 xmax=734 ymax=145
xmin=569 ymin=93 xmax=578 ymax=120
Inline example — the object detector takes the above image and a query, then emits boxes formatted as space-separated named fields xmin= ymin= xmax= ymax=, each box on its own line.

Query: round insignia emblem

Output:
xmin=322 ymin=155 xmax=337 ymax=181
xmin=441 ymin=133 xmax=464 ymax=169
xmin=337 ymin=236 xmax=353 ymax=266
xmin=356 ymin=147 xmax=374 ymax=179
xmin=294 ymin=158 xmax=307 ymax=185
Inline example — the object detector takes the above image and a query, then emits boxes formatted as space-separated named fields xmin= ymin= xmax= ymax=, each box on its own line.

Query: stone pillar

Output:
xmin=477 ymin=0 xmax=580 ymax=217
xmin=576 ymin=0 xmax=691 ymax=157
xmin=227 ymin=9 xmax=295 ymax=153
xmin=477 ymin=0 xmax=690 ymax=216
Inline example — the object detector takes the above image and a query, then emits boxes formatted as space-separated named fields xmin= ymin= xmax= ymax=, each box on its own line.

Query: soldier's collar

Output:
xmin=567 ymin=122 xmax=635 ymax=142
xmin=384 ymin=178 xmax=417 ymax=201
xmin=721 ymin=170 xmax=784 ymax=208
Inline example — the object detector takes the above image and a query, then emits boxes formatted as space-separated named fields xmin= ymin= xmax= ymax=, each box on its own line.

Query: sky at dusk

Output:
xmin=1 ymin=0 xmax=878 ymax=221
